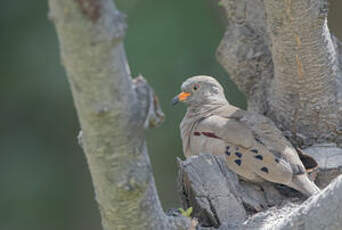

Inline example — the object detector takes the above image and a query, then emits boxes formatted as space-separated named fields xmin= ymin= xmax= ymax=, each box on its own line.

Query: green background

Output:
xmin=0 ymin=0 xmax=341 ymax=229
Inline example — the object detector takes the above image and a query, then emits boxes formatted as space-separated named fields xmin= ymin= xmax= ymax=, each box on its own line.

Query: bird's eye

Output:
xmin=193 ymin=84 xmax=199 ymax=91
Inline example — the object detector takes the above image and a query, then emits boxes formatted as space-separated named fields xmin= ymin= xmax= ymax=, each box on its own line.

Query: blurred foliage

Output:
xmin=0 ymin=0 xmax=341 ymax=230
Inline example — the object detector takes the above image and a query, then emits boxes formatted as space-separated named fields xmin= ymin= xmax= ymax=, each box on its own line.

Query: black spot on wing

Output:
xmin=251 ymin=149 xmax=258 ymax=154
xmin=270 ymin=150 xmax=282 ymax=158
xmin=193 ymin=132 xmax=201 ymax=136
xmin=260 ymin=167 xmax=269 ymax=173
xmin=254 ymin=155 xmax=263 ymax=160
xmin=234 ymin=159 xmax=241 ymax=166
xmin=225 ymin=146 xmax=231 ymax=156
xmin=270 ymin=151 xmax=283 ymax=164
xmin=235 ymin=152 xmax=242 ymax=158
xmin=255 ymin=137 xmax=265 ymax=145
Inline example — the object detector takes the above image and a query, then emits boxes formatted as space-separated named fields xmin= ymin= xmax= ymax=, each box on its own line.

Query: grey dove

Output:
xmin=172 ymin=75 xmax=320 ymax=196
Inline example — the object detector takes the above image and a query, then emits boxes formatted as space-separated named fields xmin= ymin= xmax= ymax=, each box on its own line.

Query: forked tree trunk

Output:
xmin=217 ymin=0 xmax=342 ymax=146
xmin=49 ymin=0 xmax=342 ymax=229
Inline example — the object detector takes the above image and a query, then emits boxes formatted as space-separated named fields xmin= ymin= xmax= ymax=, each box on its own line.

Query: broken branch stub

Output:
xmin=178 ymin=154 xmax=342 ymax=229
xmin=177 ymin=154 xmax=301 ymax=228
xmin=177 ymin=154 xmax=246 ymax=228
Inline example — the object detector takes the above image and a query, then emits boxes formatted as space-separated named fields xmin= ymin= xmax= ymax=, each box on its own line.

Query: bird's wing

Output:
xmin=193 ymin=105 xmax=319 ymax=196
xmin=238 ymin=111 xmax=309 ymax=173
xmin=195 ymin=114 xmax=255 ymax=149
xmin=195 ymin=113 xmax=297 ymax=185
xmin=213 ymin=105 xmax=308 ymax=172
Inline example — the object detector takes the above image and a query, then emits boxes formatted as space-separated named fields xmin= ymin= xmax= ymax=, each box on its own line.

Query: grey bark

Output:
xmin=177 ymin=154 xmax=246 ymax=228
xmin=179 ymin=154 xmax=342 ymax=230
xmin=217 ymin=0 xmax=342 ymax=146
xmin=48 ymin=0 xmax=189 ymax=229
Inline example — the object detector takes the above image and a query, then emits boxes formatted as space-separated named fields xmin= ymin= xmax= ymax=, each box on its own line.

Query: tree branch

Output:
xmin=241 ymin=175 xmax=342 ymax=230
xmin=180 ymin=154 xmax=342 ymax=230
xmin=264 ymin=0 xmax=339 ymax=144
xmin=177 ymin=154 xmax=246 ymax=228
xmin=48 ymin=0 xmax=189 ymax=229
xmin=217 ymin=0 xmax=273 ymax=114
xmin=217 ymin=0 xmax=342 ymax=146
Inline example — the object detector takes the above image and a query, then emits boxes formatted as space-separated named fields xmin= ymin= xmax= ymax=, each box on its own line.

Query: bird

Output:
xmin=172 ymin=75 xmax=320 ymax=196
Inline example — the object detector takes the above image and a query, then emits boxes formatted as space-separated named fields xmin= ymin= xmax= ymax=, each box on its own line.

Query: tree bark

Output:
xmin=217 ymin=0 xmax=342 ymax=146
xmin=264 ymin=0 xmax=338 ymax=144
xmin=48 ymin=0 xmax=189 ymax=229
xmin=179 ymin=154 xmax=342 ymax=230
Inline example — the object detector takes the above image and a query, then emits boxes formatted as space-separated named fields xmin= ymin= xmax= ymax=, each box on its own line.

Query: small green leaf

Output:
xmin=185 ymin=207 xmax=193 ymax=216
xmin=179 ymin=207 xmax=193 ymax=217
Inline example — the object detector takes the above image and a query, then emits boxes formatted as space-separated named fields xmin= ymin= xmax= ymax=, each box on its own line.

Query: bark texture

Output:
xmin=217 ymin=0 xmax=342 ymax=146
xmin=178 ymin=154 xmax=342 ymax=230
xmin=48 ymin=0 xmax=189 ymax=229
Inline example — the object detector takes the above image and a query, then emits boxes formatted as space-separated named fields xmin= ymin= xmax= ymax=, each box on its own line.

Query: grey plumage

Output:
xmin=174 ymin=75 xmax=320 ymax=196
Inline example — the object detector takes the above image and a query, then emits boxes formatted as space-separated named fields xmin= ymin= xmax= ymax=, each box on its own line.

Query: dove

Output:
xmin=172 ymin=75 xmax=320 ymax=196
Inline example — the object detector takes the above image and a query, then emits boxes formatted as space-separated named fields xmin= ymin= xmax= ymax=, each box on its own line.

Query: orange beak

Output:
xmin=171 ymin=92 xmax=191 ymax=105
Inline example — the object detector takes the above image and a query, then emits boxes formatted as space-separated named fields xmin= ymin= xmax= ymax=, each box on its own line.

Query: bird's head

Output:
xmin=171 ymin=75 xmax=227 ymax=107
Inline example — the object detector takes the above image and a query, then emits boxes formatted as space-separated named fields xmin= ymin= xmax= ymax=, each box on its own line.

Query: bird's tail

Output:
xmin=289 ymin=174 xmax=320 ymax=197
